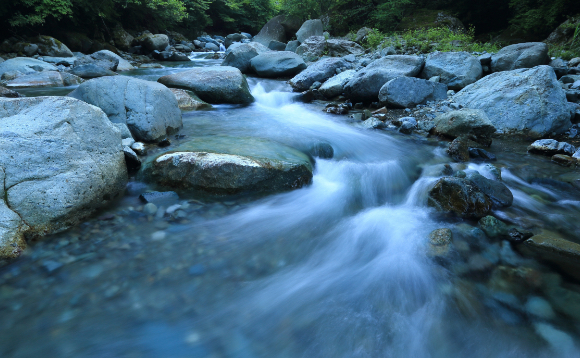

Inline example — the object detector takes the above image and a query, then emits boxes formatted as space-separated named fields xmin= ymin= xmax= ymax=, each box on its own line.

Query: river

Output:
xmin=1 ymin=54 xmax=580 ymax=357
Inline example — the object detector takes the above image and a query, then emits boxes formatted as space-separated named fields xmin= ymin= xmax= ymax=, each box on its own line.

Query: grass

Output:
xmin=365 ymin=26 xmax=502 ymax=54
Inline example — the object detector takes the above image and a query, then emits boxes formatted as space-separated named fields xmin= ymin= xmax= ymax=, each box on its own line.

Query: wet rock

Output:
xmin=344 ymin=55 xmax=425 ymax=103
xmin=296 ymin=19 xmax=324 ymax=43
xmin=34 ymin=36 xmax=74 ymax=57
xmin=465 ymin=171 xmax=513 ymax=208
xmin=507 ymin=228 xmax=533 ymax=243
xmin=478 ymin=216 xmax=509 ymax=239
xmin=123 ymin=146 xmax=141 ymax=170
xmin=112 ymin=26 xmax=134 ymax=51
xmin=250 ymin=51 xmax=307 ymax=78
xmin=520 ymin=232 xmax=580 ymax=281
xmin=319 ymin=70 xmax=356 ymax=98
xmin=378 ymin=76 xmax=447 ymax=108
xmin=131 ymin=142 xmax=146 ymax=156
xmin=0 ymin=97 xmax=127 ymax=251
xmin=468 ymin=148 xmax=497 ymax=161
xmin=69 ymin=64 xmax=117 ymax=79
xmin=69 ymin=76 xmax=182 ymax=142
xmin=421 ymin=51 xmax=482 ymax=90
xmin=222 ymin=42 xmax=270 ymax=74
xmin=5 ymin=71 xmax=83 ymax=88
xmin=361 ymin=117 xmax=386 ymax=129
xmin=170 ymin=88 xmax=211 ymax=110
xmin=158 ymin=66 xmax=254 ymax=104
xmin=454 ymin=66 xmax=574 ymax=138
xmin=428 ymin=228 xmax=453 ymax=257
xmin=289 ymin=57 xmax=351 ymax=91
xmin=556 ymin=141 xmax=576 ymax=155
xmin=224 ymin=33 xmax=248 ymax=49
xmin=0 ymin=57 xmax=57 ymax=78
xmin=447 ymin=136 xmax=470 ymax=162
xmin=551 ymin=154 xmax=577 ymax=167
xmin=527 ymin=139 xmax=559 ymax=155
xmin=308 ymin=142 xmax=334 ymax=159
xmin=140 ymin=34 xmax=170 ymax=52
xmin=399 ymin=117 xmax=417 ymax=134
xmin=39 ymin=56 xmax=76 ymax=66
xmin=427 ymin=177 xmax=492 ymax=219
xmin=141 ymin=136 xmax=313 ymax=194
xmin=533 ymin=323 xmax=575 ymax=355
xmin=139 ymin=191 xmax=179 ymax=206
xmin=433 ymin=109 xmax=496 ymax=146
xmin=491 ymin=42 xmax=549 ymax=72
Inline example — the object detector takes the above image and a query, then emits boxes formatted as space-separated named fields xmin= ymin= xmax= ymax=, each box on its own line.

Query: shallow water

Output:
xmin=2 ymin=57 xmax=580 ymax=357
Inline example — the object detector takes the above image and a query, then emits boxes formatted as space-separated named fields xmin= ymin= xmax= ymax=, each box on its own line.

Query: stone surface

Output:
xmin=268 ymin=40 xmax=287 ymax=51
xmin=478 ymin=216 xmax=509 ymax=239
xmin=378 ymin=76 xmax=447 ymax=108
xmin=520 ymin=232 xmax=580 ymax=281
xmin=158 ymin=66 xmax=254 ymax=104
xmin=344 ymin=55 xmax=425 ymax=102
xmin=527 ymin=139 xmax=559 ymax=155
xmin=253 ymin=15 xmax=287 ymax=46
xmin=319 ymin=70 xmax=356 ymax=98
xmin=433 ymin=109 xmax=496 ymax=145
xmin=421 ymin=51 xmax=482 ymax=90
xmin=454 ymin=66 xmax=573 ymax=138
xmin=428 ymin=228 xmax=453 ymax=257
xmin=447 ymin=136 xmax=470 ymax=162
xmin=141 ymin=34 xmax=170 ymax=52
xmin=69 ymin=64 xmax=117 ymax=79
xmin=0 ymin=57 xmax=57 ymax=78
xmin=491 ymin=42 xmax=549 ymax=72
xmin=465 ymin=171 xmax=513 ymax=208
xmin=0 ymin=96 xmax=127 ymax=258
xmin=0 ymin=87 xmax=22 ymax=98
xmin=34 ymin=36 xmax=74 ymax=57
xmin=326 ymin=40 xmax=364 ymax=57
xmin=5 ymin=71 xmax=83 ymax=88
xmin=428 ymin=177 xmax=492 ymax=219
xmin=91 ymin=50 xmax=134 ymax=71
xmin=141 ymin=136 xmax=313 ymax=194
xmin=296 ymin=19 xmax=324 ymax=43
xmin=225 ymin=33 xmax=248 ymax=49
xmin=285 ymin=40 xmax=300 ymax=52
xmin=69 ymin=76 xmax=182 ymax=142
xmin=250 ymin=51 xmax=307 ymax=78
xmin=551 ymin=154 xmax=577 ymax=167
xmin=170 ymin=88 xmax=211 ymax=110
xmin=295 ymin=36 xmax=326 ymax=62
xmin=112 ymin=26 xmax=134 ymax=51
xmin=222 ymin=42 xmax=269 ymax=73
xmin=289 ymin=57 xmax=351 ymax=91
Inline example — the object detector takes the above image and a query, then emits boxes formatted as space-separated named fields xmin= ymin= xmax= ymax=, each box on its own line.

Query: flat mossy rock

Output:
xmin=519 ymin=232 xmax=580 ymax=280
xmin=141 ymin=136 xmax=313 ymax=194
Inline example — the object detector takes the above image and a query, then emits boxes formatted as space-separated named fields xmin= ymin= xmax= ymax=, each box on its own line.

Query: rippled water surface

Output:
xmin=1 ymin=56 xmax=580 ymax=358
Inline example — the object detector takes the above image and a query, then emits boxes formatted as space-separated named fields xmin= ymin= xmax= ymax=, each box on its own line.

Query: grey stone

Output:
xmin=433 ymin=109 xmax=496 ymax=144
xmin=141 ymin=136 xmax=313 ymax=194
xmin=225 ymin=33 xmax=248 ymax=49
xmin=527 ymin=139 xmax=559 ymax=155
xmin=491 ymin=42 xmax=549 ymax=72
xmin=12 ymin=42 xmax=38 ymax=57
xmin=0 ymin=87 xmax=22 ymax=98
xmin=0 ymin=57 xmax=57 ymax=78
xmin=361 ymin=118 xmax=386 ymax=129
xmin=131 ymin=142 xmax=146 ymax=156
xmin=355 ymin=27 xmax=372 ymax=43
xmin=296 ymin=20 xmax=324 ymax=43
xmin=295 ymin=36 xmax=326 ymax=62
xmin=478 ymin=216 xmax=509 ymax=239
xmin=170 ymin=88 xmax=211 ymax=111
xmin=75 ymin=54 xmax=118 ymax=71
xmin=344 ymin=55 xmax=425 ymax=102
xmin=69 ymin=64 xmax=117 ymax=79
xmin=319 ymin=70 xmax=356 ymax=98
xmin=557 ymin=141 xmax=576 ymax=155
xmin=69 ymin=76 xmax=182 ymax=142
xmin=112 ymin=26 xmax=134 ymax=51
xmin=139 ymin=191 xmax=179 ymax=205
xmin=158 ymin=66 xmax=254 ymax=104
xmin=222 ymin=42 xmax=269 ymax=73
xmin=326 ymin=39 xmax=364 ymax=57
xmin=380 ymin=46 xmax=397 ymax=57
xmin=285 ymin=40 xmax=300 ymax=53
xmin=427 ymin=177 xmax=492 ymax=219
xmin=91 ymin=50 xmax=134 ymax=71
xmin=250 ymin=51 xmax=306 ymax=78
xmin=34 ymin=36 xmax=74 ymax=57
xmin=205 ymin=42 xmax=219 ymax=52
xmin=268 ymin=40 xmax=286 ymax=51
xmin=143 ymin=203 xmax=158 ymax=215
xmin=465 ymin=171 xmax=513 ymax=208
xmin=289 ymin=57 xmax=351 ymax=91
xmin=422 ymin=51 xmax=482 ymax=90
xmin=0 ymin=96 xmax=127 ymax=254
xmin=123 ymin=146 xmax=141 ymax=170
xmin=378 ymin=76 xmax=447 ymax=108
xmin=454 ymin=66 xmax=574 ymax=138
xmin=5 ymin=71 xmax=83 ymax=88
xmin=478 ymin=53 xmax=492 ymax=66
xmin=37 ymin=56 xmax=76 ymax=66
xmin=142 ymin=34 xmax=170 ymax=52
xmin=253 ymin=15 xmax=288 ymax=46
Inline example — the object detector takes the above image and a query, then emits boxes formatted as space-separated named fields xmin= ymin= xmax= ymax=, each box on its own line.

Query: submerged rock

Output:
xmin=428 ymin=177 xmax=492 ymax=219
xmin=428 ymin=228 xmax=453 ymax=257
xmin=141 ymin=136 xmax=313 ymax=194
xmin=0 ymin=97 xmax=127 ymax=260
xmin=0 ymin=87 xmax=22 ymax=98
xmin=447 ymin=136 xmax=470 ymax=162
xmin=69 ymin=64 xmax=117 ymax=79
xmin=520 ymin=232 xmax=580 ymax=281
xmin=69 ymin=76 xmax=182 ymax=142
xmin=158 ymin=66 xmax=254 ymax=104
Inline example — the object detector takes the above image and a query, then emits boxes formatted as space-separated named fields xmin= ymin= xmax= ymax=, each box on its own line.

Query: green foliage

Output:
xmin=370 ymin=26 xmax=501 ymax=53
xmin=5 ymin=0 xmax=73 ymax=27
xmin=508 ymin=0 xmax=579 ymax=36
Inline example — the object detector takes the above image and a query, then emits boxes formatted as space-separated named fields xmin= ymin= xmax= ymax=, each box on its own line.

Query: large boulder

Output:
xmin=250 ymin=51 xmax=307 ymax=78
xmin=0 ymin=57 xmax=56 ymax=78
xmin=253 ymin=15 xmax=287 ymax=46
xmin=295 ymin=36 xmax=326 ymax=62
xmin=139 ymin=34 xmax=170 ymax=52
xmin=378 ymin=76 xmax=447 ymax=108
xmin=319 ymin=70 xmax=356 ymax=98
xmin=141 ymin=136 xmax=313 ymax=194
xmin=421 ymin=51 xmax=482 ymax=90
xmin=491 ymin=42 xmax=549 ymax=72
xmin=454 ymin=66 xmax=574 ymax=138
xmin=326 ymin=39 xmax=364 ymax=57
xmin=296 ymin=19 xmax=324 ymax=43
xmin=69 ymin=76 xmax=182 ymax=142
xmin=222 ymin=42 xmax=269 ymax=73
xmin=90 ymin=50 xmax=135 ymax=71
xmin=0 ymin=97 xmax=127 ymax=261
xmin=433 ymin=109 xmax=496 ymax=145
xmin=112 ymin=26 xmax=134 ymax=51
xmin=69 ymin=64 xmax=117 ymax=79
xmin=225 ymin=33 xmax=248 ymax=49
xmin=344 ymin=55 xmax=425 ymax=102
xmin=428 ymin=177 xmax=492 ymax=219
xmin=289 ymin=57 xmax=351 ymax=91
xmin=158 ymin=66 xmax=254 ymax=104
xmin=34 ymin=36 xmax=74 ymax=57
xmin=5 ymin=71 xmax=83 ymax=88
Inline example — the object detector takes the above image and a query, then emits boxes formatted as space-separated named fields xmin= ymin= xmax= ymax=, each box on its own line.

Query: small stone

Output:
xmin=151 ymin=231 xmax=166 ymax=241
xmin=158 ymin=138 xmax=171 ymax=147
xmin=551 ymin=154 xmax=577 ymax=167
xmin=143 ymin=203 xmax=158 ymax=215
xmin=131 ymin=142 xmax=146 ymax=155
xmin=139 ymin=191 xmax=179 ymax=206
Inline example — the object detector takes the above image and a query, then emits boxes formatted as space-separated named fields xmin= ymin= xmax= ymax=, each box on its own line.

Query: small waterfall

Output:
xmin=219 ymin=43 xmax=226 ymax=52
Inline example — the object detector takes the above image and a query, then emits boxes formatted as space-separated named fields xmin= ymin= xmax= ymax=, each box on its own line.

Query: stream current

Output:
xmin=1 ymin=55 xmax=580 ymax=357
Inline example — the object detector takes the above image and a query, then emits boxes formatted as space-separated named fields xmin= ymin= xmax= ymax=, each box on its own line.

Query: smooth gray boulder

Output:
xmin=421 ymin=51 xmax=482 ymax=90
xmin=250 ymin=51 xmax=307 ymax=78
xmin=433 ymin=109 xmax=496 ymax=144
xmin=91 ymin=50 xmax=135 ymax=71
xmin=141 ymin=136 xmax=313 ymax=194
xmin=158 ymin=66 xmax=254 ymax=104
xmin=289 ymin=57 xmax=351 ymax=91
xmin=225 ymin=33 xmax=248 ymax=49
xmin=268 ymin=40 xmax=287 ymax=51
xmin=34 ymin=36 xmax=74 ymax=57
xmin=69 ymin=64 xmax=117 ymax=79
xmin=69 ymin=76 xmax=182 ymax=142
xmin=491 ymin=42 xmax=549 ymax=72
xmin=5 ymin=71 xmax=83 ymax=88
xmin=0 ymin=96 xmax=127 ymax=260
xmin=296 ymin=19 xmax=324 ymax=43
xmin=344 ymin=55 xmax=425 ymax=102
xmin=319 ymin=70 xmax=356 ymax=98
xmin=285 ymin=40 xmax=301 ymax=52
xmin=205 ymin=42 xmax=219 ymax=52
xmin=454 ymin=66 xmax=574 ymax=137
xmin=222 ymin=42 xmax=269 ymax=73
xmin=0 ymin=57 xmax=57 ymax=78
xmin=253 ymin=15 xmax=287 ymax=46
xmin=142 ymin=34 xmax=170 ymax=52
xmin=378 ymin=76 xmax=447 ymax=108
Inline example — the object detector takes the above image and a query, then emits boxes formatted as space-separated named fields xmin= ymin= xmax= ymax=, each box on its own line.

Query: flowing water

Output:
xmin=1 ymin=56 xmax=580 ymax=357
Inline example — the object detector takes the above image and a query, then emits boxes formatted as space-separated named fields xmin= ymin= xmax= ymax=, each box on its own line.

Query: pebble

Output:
xmin=151 ymin=231 xmax=167 ymax=241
